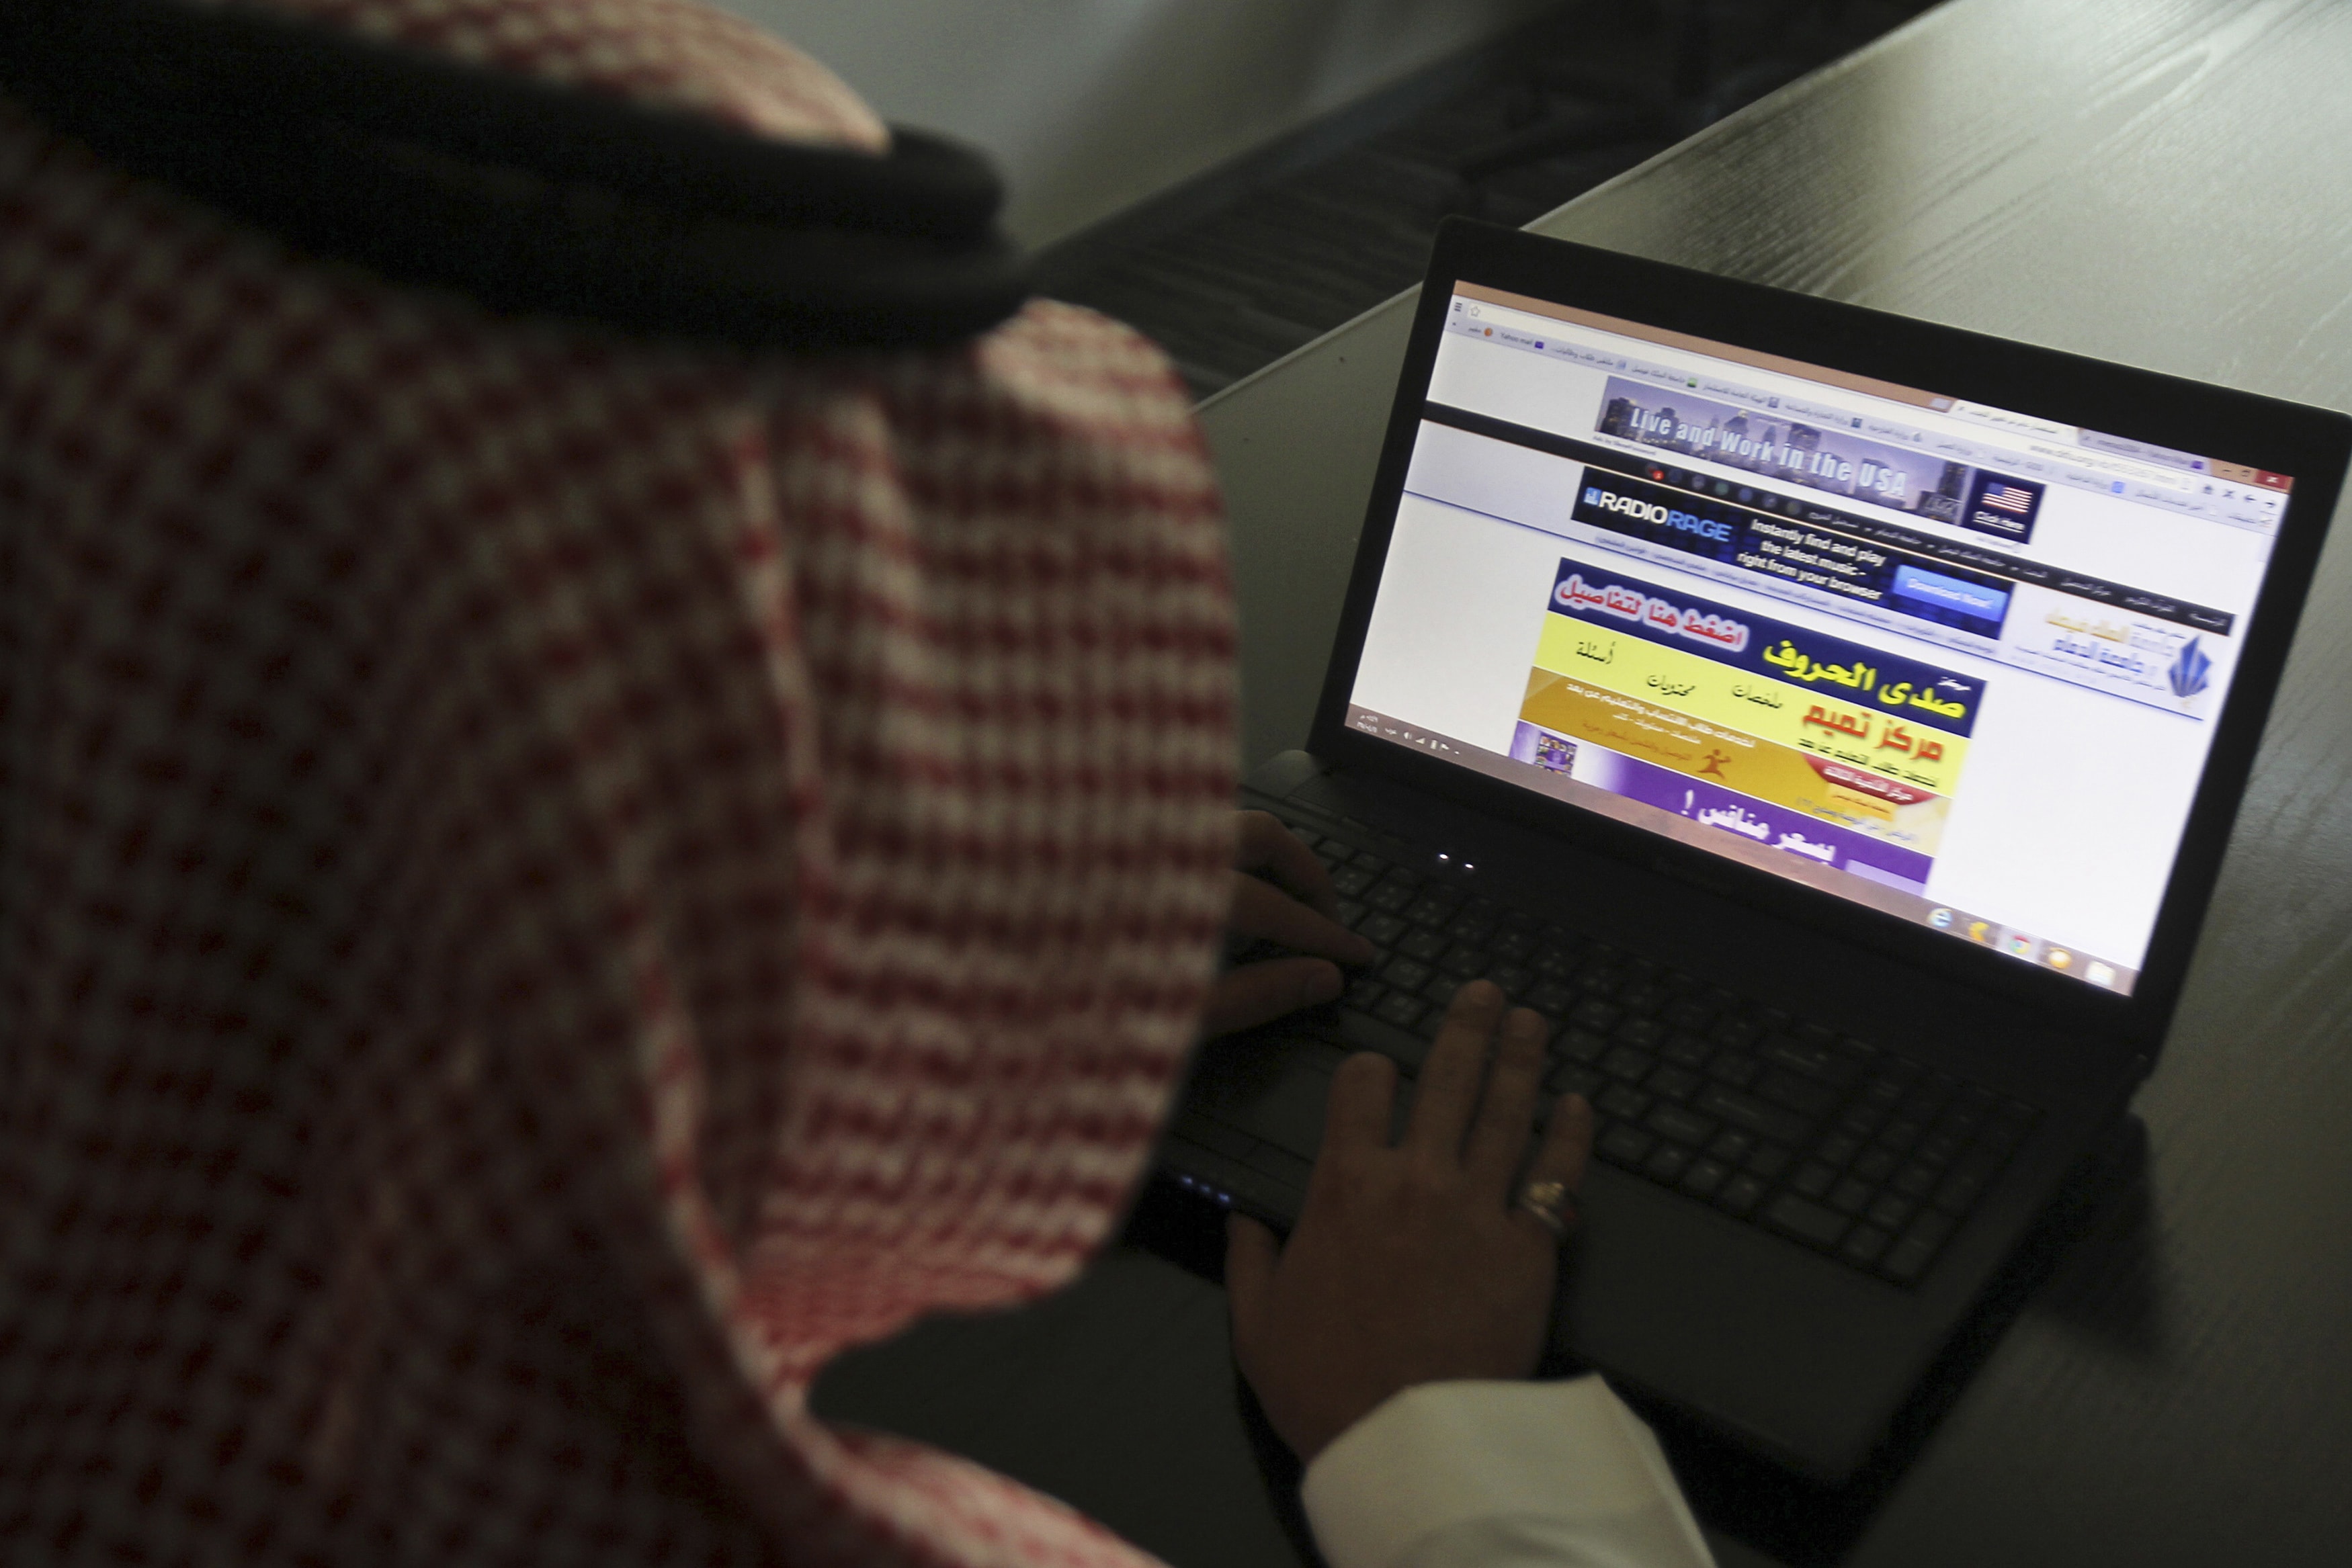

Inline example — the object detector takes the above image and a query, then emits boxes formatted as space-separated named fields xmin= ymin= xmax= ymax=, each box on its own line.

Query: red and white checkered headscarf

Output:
xmin=0 ymin=2 xmax=1236 ymax=1561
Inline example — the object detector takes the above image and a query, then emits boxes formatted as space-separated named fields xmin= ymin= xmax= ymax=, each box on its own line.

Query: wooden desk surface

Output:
xmin=815 ymin=3 xmax=2352 ymax=1563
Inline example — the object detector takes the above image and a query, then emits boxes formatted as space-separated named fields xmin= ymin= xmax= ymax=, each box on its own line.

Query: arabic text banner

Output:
xmin=1518 ymin=672 xmax=1953 ymax=857
xmin=1566 ymin=471 xmax=2013 ymax=641
xmin=1510 ymin=729 xmax=1935 ymax=891
xmin=1544 ymin=554 xmax=1986 ymax=737
xmin=1530 ymin=615 xmax=1970 ymax=795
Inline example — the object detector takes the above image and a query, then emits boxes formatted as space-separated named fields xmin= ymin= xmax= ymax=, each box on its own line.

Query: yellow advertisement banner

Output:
xmin=1530 ymin=614 xmax=1970 ymax=795
xmin=1519 ymin=670 xmax=1952 ymax=853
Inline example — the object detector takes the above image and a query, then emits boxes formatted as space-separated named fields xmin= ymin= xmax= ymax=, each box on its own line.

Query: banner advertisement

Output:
xmin=1595 ymin=374 xmax=2045 ymax=545
xmin=1542 ymin=558 xmax=1986 ymax=736
xmin=1519 ymin=556 xmax=1985 ymax=879
xmin=1506 ymin=728 xmax=1937 ymax=891
xmin=1567 ymin=468 xmax=2015 ymax=640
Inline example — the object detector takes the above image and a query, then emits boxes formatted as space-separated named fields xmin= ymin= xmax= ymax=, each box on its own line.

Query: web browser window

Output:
xmin=1345 ymin=284 xmax=2296 ymax=996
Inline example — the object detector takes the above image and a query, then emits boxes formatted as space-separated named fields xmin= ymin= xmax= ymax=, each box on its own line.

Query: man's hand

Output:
xmin=1202 ymin=811 xmax=1376 ymax=1037
xmin=1224 ymin=982 xmax=1594 ymax=1463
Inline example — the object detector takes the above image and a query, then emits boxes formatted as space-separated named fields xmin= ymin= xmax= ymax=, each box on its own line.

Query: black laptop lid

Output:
xmin=1310 ymin=219 xmax=2348 ymax=1052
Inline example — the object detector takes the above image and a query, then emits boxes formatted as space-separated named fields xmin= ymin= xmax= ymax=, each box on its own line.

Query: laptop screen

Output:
xmin=1343 ymin=282 xmax=2297 ymax=998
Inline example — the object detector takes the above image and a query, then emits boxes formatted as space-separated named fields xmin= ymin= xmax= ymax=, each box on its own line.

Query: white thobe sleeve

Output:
xmin=1300 ymin=1376 xmax=1717 ymax=1568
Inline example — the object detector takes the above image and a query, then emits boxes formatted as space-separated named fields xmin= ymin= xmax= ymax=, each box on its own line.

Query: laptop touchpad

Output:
xmin=1186 ymin=1033 xmax=1349 ymax=1161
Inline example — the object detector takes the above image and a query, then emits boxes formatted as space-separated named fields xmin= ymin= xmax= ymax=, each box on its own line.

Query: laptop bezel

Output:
xmin=1306 ymin=218 xmax=2349 ymax=1059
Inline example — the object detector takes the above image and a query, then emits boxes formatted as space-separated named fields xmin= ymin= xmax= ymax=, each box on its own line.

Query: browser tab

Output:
xmin=2081 ymin=430 xmax=2209 ymax=474
xmin=1949 ymin=401 xmax=2073 ymax=440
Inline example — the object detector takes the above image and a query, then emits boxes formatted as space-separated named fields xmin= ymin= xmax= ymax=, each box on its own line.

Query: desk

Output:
xmin=813 ymin=3 xmax=2352 ymax=1563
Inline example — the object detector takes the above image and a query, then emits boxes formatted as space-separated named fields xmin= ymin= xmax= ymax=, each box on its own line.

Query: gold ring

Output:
xmin=1517 ymin=1177 xmax=1574 ymax=1237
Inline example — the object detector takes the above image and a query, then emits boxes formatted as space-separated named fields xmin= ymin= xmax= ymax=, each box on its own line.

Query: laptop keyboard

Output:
xmin=1193 ymin=813 xmax=2042 ymax=1288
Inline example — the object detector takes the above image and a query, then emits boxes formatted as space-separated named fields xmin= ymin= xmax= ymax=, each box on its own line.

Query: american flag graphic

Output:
xmin=1979 ymin=480 xmax=2038 ymax=514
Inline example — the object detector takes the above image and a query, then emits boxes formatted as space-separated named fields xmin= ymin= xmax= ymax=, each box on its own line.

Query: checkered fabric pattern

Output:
xmin=0 ymin=2 xmax=1236 ymax=1562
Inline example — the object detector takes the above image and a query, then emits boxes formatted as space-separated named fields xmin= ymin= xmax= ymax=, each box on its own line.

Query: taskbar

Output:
xmin=1344 ymin=703 xmax=2140 ymax=996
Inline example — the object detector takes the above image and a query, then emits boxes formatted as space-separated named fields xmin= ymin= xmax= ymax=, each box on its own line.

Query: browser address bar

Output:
xmin=2025 ymin=441 xmax=2171 ymax=484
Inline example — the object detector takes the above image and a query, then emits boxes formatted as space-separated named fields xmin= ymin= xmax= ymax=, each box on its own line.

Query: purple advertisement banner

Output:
xmin=1514 ymin=722 xmax=1934 ymax=892
xmin=1595 ymin=376 xmax=2042 ymax=545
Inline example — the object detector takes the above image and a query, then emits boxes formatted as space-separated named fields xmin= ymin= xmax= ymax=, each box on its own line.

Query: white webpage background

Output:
xmin=1355 ymin=423 xmax=2228 ymax=967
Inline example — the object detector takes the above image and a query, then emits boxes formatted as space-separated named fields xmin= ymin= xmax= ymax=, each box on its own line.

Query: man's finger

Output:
xmin=1234 ymin=810 xmax=1340 ymax=917
xmin=1224 ymin=1213 xmax=1282 ymax=1365
xmin=1404 ymin=981 xmax=1505 ymax=1162
xmin=1464 ymin=1007 xmax=1549 ymax=1191
xmin=1322 ymin=1049 xmax=1398 ymax=1157
xmin=1200 ymin=957 xmax=1344 ymax=1037
xmin=1228 ymin=872 xmax=1375 ymax=964
xmin=1510 ymin=1093 xmax=1595 ymax=1244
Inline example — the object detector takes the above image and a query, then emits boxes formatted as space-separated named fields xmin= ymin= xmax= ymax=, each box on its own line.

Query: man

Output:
xmin=0 ymin=3 xmax=1708 ymax=1563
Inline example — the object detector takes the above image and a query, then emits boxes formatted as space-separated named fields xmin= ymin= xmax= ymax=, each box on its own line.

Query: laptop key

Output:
xmin=1661 ymin=1030 xmax=1712 ymax=1068
xmin=1876 ymin=1116 xmax=1926 ymax=1155
xmin=1556 ymin=1027 xmax=1609 ymax=1064
xmin=1341 ymin=974 xmax=1387 ymax=1012
xmin=1840 ymin=1223 xmax=1893 ymax=1269
xmin=1707 ymin=1129 xmax=1755 ymax=1164
xmin=1488 ymin=930 xmax=1534 ymax=963
xmin=1881 ymin=1211 xmax=1957 ymax=1284
xmin=1745 ymin=1143 xmax=1792 ymax=1180
xmin=1372 ymin=992 xmax=1426 ymax=1033
xmin=1597 ymin=1084 xmax=1651 ymax=1122
xmin=1404 ymin=896 xmax=1455 ymax=928
xmin=1931 ymin=1167 xmax=1988 ymax=1217
xmin=1664 ymin=996 xmax=1716 ymax=1031
xmin=1647 ymin=1103 xmax=1716 ymax=1147
xmin=1916 ymin=1129 xmax=1966 ymax=1168
xmin=1867 ymin=1191 xmax=1915 ymax=1232
xmin=1695 ymin=1083 xmax=1812 ymax=1145
xmin=1441 ymin=947 xmax=1489 ymax=979
xmin=1717 ymin=1172 xmax=1767 ymax=1217
xmin=1759 ymin=1068 xmax=1839 ymax=1119
xmin=1620 ymin=983 xmax=1674 ymax=1018
xmin=1838 ymin=1103 xmax=1886 ymax=1139
xmin=1644 ymin=1145 xmax=1691 ymax=1184
xmin=1547 ymin=1061 xmax=1603 ymax=1099
xmin=1679 ymin=1158 xmax=1729 ymax=1199
xmin=1601 ymin=1045 xmax=1656 ymax=1082
xmin=1527 ymin=980 xmax=1575 ymax=1015
xmin=1597 ymin=1123 xmax=1656 ymax=1168
xmin=1331 ymin=866 xmax=1377 ymax=898
xmin=1892 ymin=1161 xmax=1939 ymax=1200
xmin=1829 ymin=1176 xmax=1875 ymax=1216
xmin=1572 ymin=998 xmax=1624 ymax=1033
xmin=1763 ymin=1191 xmax=1850 ymax=1250
xmin=1367 ymin=881 xmax=1415 ymax=913
xmin=1646 ymin=1065 xmax=1702 ymax=1103
xmin=1361 ymin=912 xmax=1411 ymax=948
xmin=1615 ymin=1016 xmax=1666 ymax=1049
xmin=1380 ymin=956 xmax=1432 ymax=991
xmin=1790 ymin=1160 xmax=1838 ymax=1201
xmin=1710 ymin=1051 xmax=1760 ymax=1088
xmin=1711 ymin=1016 xmax=1762 ymax=1049
xmin=1397 ymin=927 xmax=1447 ymax=961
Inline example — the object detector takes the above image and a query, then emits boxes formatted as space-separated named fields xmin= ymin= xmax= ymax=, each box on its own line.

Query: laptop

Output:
xmin=1160 ymin=217 xmax=2350 ymax=1483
